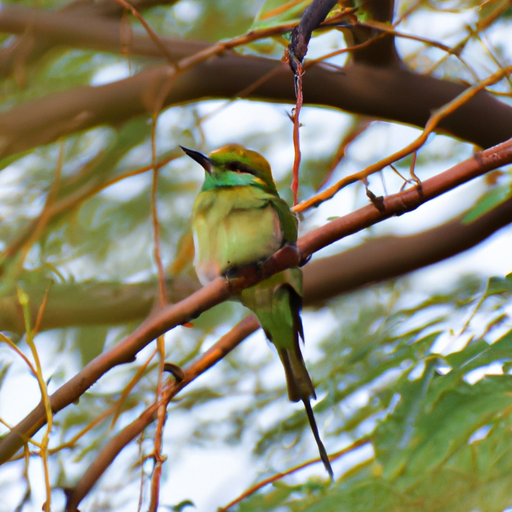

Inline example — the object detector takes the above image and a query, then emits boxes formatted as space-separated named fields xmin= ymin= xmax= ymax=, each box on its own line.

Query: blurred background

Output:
xmin=0 ymin=0 xmax=512 ymax=510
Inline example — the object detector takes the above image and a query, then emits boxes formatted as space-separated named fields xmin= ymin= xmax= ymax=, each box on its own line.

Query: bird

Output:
xmin=181 ymin=143 xmax=333 ymax=478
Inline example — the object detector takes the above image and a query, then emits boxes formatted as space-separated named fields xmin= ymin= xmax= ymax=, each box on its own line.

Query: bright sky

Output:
xmin=1 ymin=2 xmax=512 ymax=511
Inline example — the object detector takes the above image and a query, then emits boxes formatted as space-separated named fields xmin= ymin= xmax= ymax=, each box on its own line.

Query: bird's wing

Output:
xmin=268 ymin=196 xmax=298 ymax=245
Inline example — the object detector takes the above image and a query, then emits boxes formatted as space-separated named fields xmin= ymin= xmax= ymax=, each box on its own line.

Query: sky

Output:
xmin=1 ymin=1 xmax=512 ymax=511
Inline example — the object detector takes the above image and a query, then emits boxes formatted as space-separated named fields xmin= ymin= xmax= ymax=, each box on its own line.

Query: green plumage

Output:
xmin=239 ymin=268 xmax=313 ymax=402
xmin=183 ymin=143 xmax=332 ymax=477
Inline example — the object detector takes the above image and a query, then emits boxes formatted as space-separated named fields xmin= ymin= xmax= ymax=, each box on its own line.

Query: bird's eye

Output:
xmin=226 ymin=162 xmax=255 ymax=175
xmin=226 ymin=162 xmax=240 ymax=172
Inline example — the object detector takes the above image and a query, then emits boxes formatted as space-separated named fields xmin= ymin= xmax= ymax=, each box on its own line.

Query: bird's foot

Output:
xmin=224 ymin=261 xmax=262 ymax=281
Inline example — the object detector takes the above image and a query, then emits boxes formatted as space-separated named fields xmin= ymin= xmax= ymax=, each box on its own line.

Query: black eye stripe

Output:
xmin=226 ymin=162 xmax=256 ymax=175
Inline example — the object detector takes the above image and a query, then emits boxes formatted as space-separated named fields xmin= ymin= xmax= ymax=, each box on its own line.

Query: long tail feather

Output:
xmin=240 ymin=274 xmax=332 ymax=477
xmin=277 ymin=346 xmax=315 ymax=402
xmin=303 ymin=398 xmax=333 ymax=479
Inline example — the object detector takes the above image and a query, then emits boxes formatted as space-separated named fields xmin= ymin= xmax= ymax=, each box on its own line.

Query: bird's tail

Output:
xmin=277 ymin=346 xmax=333 ymax=479
xmin=276 ymin=343 xmax=315 ymax=403
xmin=241 ymin=272 xmax=333 ymax=477
xmin=303 ymin=397 xmax=333 ymax=479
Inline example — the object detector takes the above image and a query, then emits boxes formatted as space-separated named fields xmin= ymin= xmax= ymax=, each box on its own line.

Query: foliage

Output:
xmin=0 ymin=0 xmax=511 ymax=511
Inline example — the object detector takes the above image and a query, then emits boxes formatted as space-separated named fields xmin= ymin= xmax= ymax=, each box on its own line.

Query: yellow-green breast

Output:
xmin=192 ymin=186 xmax=282 ymax=285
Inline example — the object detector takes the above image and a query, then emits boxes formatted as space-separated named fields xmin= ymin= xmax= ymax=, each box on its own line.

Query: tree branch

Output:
xmin=1 ymin=135 xmax=511 ymax=464
xmin=288 ymin=0 xmax=338 ymax=73
xmin=0 ymin=5 xmax=511 ymax=158
xmin=64 ymin=315 xmax=259 ymax=512
xmin=0 ymin=0 xmax=179 ymax=79
xmin=303 ymin=195 xmax=512 ymax=303
xmin=4 ymin=189 xmax=512 ymax=334
xmin=340 ymin=0 xmax=401 ymax=67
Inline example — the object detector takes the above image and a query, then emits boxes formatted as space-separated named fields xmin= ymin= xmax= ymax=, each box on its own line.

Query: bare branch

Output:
xmin=0 ymin=5 xmax=511 ymax=156
xmin=288 ymin=0 xmax=339 ymax=73
xmin=1 ymin=135 xmax=511 ymax=464
xmin=0 ymin=0 xmax=179 ymax=78
xmin=64 ymin=315 xmax=258 ymax=512
xmin=304 ymin=195 xmax=512 ymax=303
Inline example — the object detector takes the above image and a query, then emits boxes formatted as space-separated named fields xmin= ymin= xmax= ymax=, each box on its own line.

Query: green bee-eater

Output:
xmin=182 ymin=143 xmax=332 ymax=477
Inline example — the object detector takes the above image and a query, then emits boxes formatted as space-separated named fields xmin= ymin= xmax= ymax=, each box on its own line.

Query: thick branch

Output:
xmin=288 ymin=0 xmax=338 ymax=72
xmin=64 ymin=315 xmax=259 ymax=512
xmin=1 ymin=136 xmax=511 ymax=464
xmin=341 ymin=0 xmax=401 ymax=67
xmin=0 ymin=6 xmax=511 ymax=157
xmin=4 ymin=190 xmax=512 ymax=333
xmin=0 ymin=1 xmax=179 ymax=78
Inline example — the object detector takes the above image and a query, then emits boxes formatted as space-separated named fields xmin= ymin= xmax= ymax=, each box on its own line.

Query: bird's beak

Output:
xmin=180 ymin=146 xmax=212 ymax=174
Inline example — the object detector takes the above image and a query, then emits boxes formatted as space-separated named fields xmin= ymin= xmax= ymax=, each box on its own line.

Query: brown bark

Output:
xmin=0 ymin=4 xmax=511 ymax=159
xmin=3 ymin=193 xmax=512 ymax=334
xmin=1 ymin=136 xmax=511 ymax=465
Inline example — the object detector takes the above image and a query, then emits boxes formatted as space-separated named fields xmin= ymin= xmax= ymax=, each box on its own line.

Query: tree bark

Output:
xmin=0 ymin=5 xmax=511 ymax=159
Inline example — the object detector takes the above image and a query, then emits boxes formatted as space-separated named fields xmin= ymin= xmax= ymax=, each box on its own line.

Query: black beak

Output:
xmin=180 ymin=146 xmax=212 ymax=174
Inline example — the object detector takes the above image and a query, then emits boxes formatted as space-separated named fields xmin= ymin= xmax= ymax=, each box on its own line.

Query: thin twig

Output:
xmin=295 ymin=65 xmax=512 ymax=213
xmin=16 ymin=288 xmax=53 ymax=512
xmin=219 ymin=437 xmax=371 ymax=511
xmin=290 ymin=61 xmax=304 ymax=205
xmin=112 ymin=0 xmax=177 ymax=67
xmin=2 ymin=135 xmax=512 ymax=468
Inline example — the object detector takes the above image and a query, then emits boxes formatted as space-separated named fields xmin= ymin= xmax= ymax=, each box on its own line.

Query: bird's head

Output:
xmin=181 ymin=144 xmax=277 ymax=192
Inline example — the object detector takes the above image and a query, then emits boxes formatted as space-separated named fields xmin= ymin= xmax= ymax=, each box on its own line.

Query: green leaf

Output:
xmin=374 ymin=327 xmax=512 ymax=488
xmin=463 ymin=184 xmax=511 ymax=223
xmin=169 ymin=499 xmax=195 ymax=512
xmin=485 ymin=275 xmax=512 ymax=296
xmin=252 ymin=0 xmax=311 ymax=30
